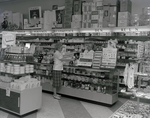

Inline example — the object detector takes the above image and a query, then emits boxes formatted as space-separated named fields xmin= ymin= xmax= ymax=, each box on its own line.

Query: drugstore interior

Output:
xmin=0 ymin=0 xmax=150 ymax=118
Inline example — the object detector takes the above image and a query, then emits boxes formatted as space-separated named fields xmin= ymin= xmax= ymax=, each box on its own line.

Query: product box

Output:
xmin=64 ymin=16 xmax=72 ymax=22
xmin=118 ymin=19 xmax=130 ymax=27
xmin=96 ymin=1 xmax=103 ymax=6
xmin=71 ymin=21 xmax=81 ymax=28
xmin=64 ymin=10 xmax=73 ymax=15
xmin=120 ymin=0 xmax=132 ymax=13
xmin=63 ymin=22 xmax=71 ymax=28
xmin=118 ymin=12 xmax=131 ymax=20
xmin=13 ymin=12 xmax=23 ymax=30
xmin=91 ymin=11 xmax=99 ymax=15
xmin=73 ymin=0 xmax=82 ymax=15
xmin=103 ymin=6 xmax=110 ymax=21
xmin=82 ymin=14 xmax=91 ymax=21
xmin=91 ymin=2 xmax=96 ymax=11
xmin=103 ymin=20 xmax=109 ymax=27
xmin=72 ymin=15 xmax=82 ymax=21
xmin=82 ymin=3 xmax=88 ymax=12
xmin=96 ymin=6 xmax=103 ymax=10
xmin=82 ymin=22 xmax=91 ymax=28
xmin=103 ymin=0 xmax=118 ymax=6
xmin=65 ymin=0 xmax=73 ymax=4
xmin=91 ymin=15 xmax=99 ymax=20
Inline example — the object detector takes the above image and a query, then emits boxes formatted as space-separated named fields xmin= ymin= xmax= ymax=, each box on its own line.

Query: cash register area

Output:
xmin=0 ymin=92 xmax=127 ymax=118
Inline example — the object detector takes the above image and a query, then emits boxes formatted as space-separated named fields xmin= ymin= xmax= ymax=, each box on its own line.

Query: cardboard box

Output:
xmin=91 ymin=15 xmax=99 ymax=20
xmin=103 ymin=0 xmax=118 ymax=6
xmin=96 ymin=1 xmax=103 ymax=6
xmin=71 ymin=21 xmax=81 ymax=28
xmin=118 ymin=19 xmax=130 ymax=27
xmin=13 ymin=12 xmax=23 ymax=29
xmin=72 ymin=15 xmax=82 ymax=21
xmin=118 ymin=12 xmax=131 ymax=20
xmin=103 ymin=6 xmax=110 ymax=21
xmin=63 ymin=23 xmax=71 ymax=28
xmin=65 ymin=0 xmax=73 ymax=4
xmin=120 ymin=0 xmax=132 ymax=13
xmin=96 ymin=6 xmax=103 ymax=10
xmin=103 ymin=20 xmax=109 ymax=27
xmin=73 ymin=0 xmax=82 ymax=15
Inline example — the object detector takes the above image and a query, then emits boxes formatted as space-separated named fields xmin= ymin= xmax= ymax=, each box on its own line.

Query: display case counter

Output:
xmin=42 ymin=82 xmax=118 ymax=105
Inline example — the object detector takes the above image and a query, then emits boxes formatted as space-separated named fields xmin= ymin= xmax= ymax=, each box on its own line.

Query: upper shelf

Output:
xmin=0 ymin=26 xmax=150 ymax=35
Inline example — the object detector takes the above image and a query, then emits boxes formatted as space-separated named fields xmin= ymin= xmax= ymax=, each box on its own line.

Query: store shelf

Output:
xmin=63 ymin=66 xmax=110 ymax=73
xmin=42 ymin=82 xmax=118 ymax=105
xmin=0 ymin=72 xmax=33 ymax=77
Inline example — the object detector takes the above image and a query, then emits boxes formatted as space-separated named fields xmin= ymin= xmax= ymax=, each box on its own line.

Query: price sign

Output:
xmin=101 ymin=48 xmax=117 ymax=68
xmin=113 ymin=26 xmax=150 ymax=32
xmin=2 ymin=31 xmax=16 ymax=48
xmin=53 ymin=29 xmax=75 ymax=33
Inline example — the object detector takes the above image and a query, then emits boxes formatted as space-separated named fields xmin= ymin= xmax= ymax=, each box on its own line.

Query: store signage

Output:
xmin=113 ymin=26 xmax=150 ymax=32
xmin=52 ymin=29 xmax=78 ymax=33
xmin=80 ymin=28 xmax=112 ymax=33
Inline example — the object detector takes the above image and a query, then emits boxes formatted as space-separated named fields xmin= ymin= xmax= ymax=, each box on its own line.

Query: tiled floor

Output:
xmin=0 ymin=92 xmax=128 ymax=118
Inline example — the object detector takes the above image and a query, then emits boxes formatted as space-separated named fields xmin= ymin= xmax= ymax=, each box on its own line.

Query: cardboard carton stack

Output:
xmin=103 ymin=0 xmax=119 ymax=27
xmin=139 ymin=7 xmax=150 ymax=26
xmin=71 ymin=0 xmax=82 ymax=28
xmin=82 ymin=0 xmax=103 ymax=28
xmin=118 ymin=0 xmax=132 ymax=27
xmin=63 ymin=0 xmax=74 ymax=28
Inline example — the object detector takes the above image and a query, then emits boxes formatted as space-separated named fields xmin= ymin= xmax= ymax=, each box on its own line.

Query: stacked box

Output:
xmin=118 ymin=12 xmax=131 ymax=27
xmin=103 ymin=0 xmax=119 ymax=6
xmin=103 ymin=6 xmax=118 ymax=27
xmin=71 ymin=14 xmax=82 ymax=28
xmin=64 ymin=0 xmax=73 ymax=28
xmin=73 ymin=0 xmax=82 ymax=15
xmin=120 ymin=0 xmax=132 ymax=13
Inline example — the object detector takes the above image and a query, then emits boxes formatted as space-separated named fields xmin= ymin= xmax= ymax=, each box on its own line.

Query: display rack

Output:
xmin=0 ymin=50 xmax=42 ymax=115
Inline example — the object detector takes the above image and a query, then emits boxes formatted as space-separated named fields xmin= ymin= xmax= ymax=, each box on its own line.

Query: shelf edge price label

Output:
xmin=95 ymin=29 xmax=103 ymax=33
xmin=53 ymin=29 xmax=74 ymax=33
xmin=6 ymin=87 xmax=10 ymax=97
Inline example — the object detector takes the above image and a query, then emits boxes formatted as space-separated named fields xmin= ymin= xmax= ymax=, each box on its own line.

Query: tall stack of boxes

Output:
xmin=118 ymin=0 xmax=132 ymax=27
xmin=63 ymin=0 xmax=73 ymax=28
xmin=103 ymin=0 xmax=119 ymax=27
xmin=140 ymin=7 xmax=150 ymax=26
xmin=82 ymin=2 xmax=92 ymax=28
xmin=71 ymin=0 xmax=82 ymax=28
xmin=82 ymin=0 xmax=103 ymax=28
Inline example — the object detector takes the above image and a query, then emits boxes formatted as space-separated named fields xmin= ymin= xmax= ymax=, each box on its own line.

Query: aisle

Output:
xmin=0 ymin=92 xmax=127 ymax=118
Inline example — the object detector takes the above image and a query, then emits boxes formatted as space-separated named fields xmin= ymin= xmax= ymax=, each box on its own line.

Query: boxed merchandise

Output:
xmin=63 ymin=16 xmax=72 ymax=22
xmin=82 ymin=14 xmax=91 ymax=21
xmin=91 ymin=15 xmax=99 ymax=20
xmin=65 ymin=0 xmax=73 ymax=4
xmin=63 ymin=23 xmax=71 ymax=28
xmin=120 ymin=0 xmax=132 ymax=13
xmin=72 ymin=15 xmax=82 ymax=21
xmin=103 ymin=0 xmax=118 ymax=6
xmin=103 ymin=6 xmax=110 ymax=21
xmin=103 ymin=21 xmax=109 ymax=27
xmin=118 ymin=12 xmax=131 ymax=20
xmin=142 ymin=7 xmax=150 ymax=14
xmin=96 ymin=6 xmax=103 ymax=10
xmin=118 ymin=19 xmax=130 ymax=27
xmin=13 ymin=12 xmax=23 ymax=30
xmin=73 ymin=0 xmax=82 ymax=15
xmin=0 ymin=11 xmax=13 ymax=27
xmin=95 ymin=1 xmax=103 ymax=6
xmin=71 ymin=21 xmax=81 ymax=28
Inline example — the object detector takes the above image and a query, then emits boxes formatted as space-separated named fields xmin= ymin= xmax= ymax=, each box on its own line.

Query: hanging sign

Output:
xmin=2 ymin=31 xmax=16 ymax=48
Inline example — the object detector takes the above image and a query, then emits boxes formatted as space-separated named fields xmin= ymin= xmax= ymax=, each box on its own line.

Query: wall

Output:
xmin=0 ymin=0 xmax=149 ymax=19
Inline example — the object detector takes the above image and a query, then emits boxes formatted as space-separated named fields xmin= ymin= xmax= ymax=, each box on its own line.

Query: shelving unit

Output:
xmin=0 ymin=50 xmax=42 ymax=115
